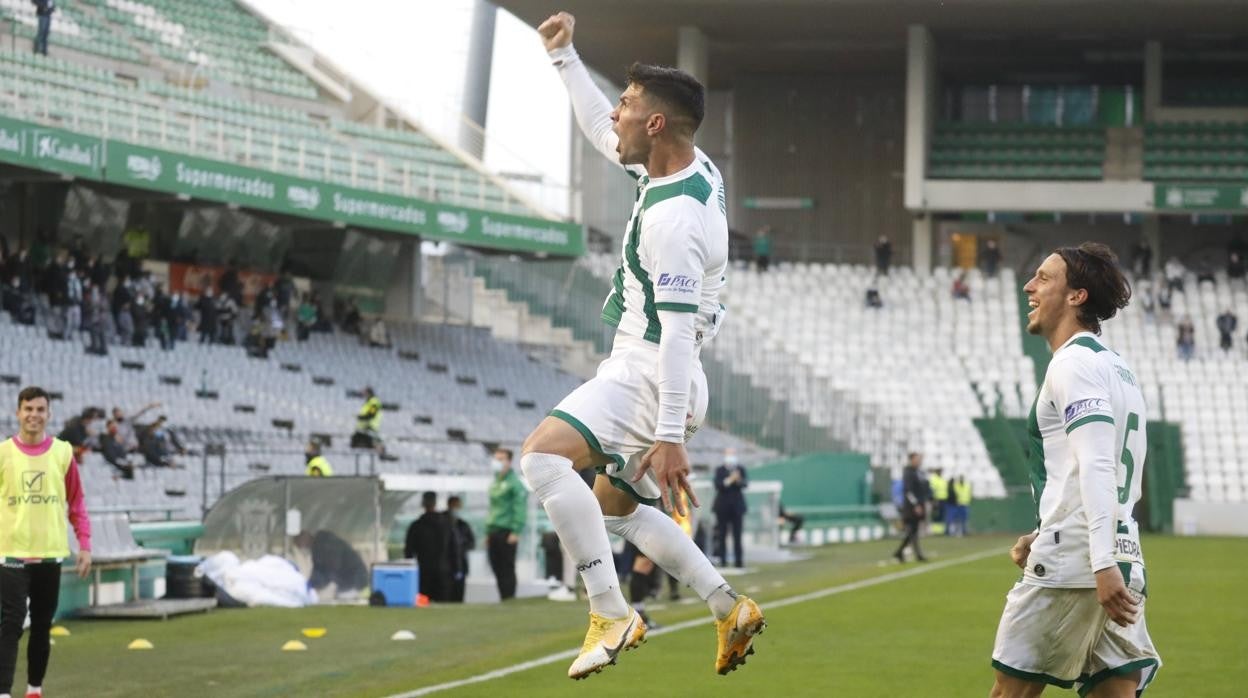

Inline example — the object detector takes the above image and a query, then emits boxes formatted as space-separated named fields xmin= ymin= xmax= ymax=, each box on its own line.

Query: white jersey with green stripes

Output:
xmin=1024 ymin=332 xmax=1148 ymax=590
xmin=601 ymin=148 xmax=728 ymax=345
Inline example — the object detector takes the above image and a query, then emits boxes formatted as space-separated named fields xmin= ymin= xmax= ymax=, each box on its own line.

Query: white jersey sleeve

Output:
xmin=1047 ymin=354 xmax=1118 ymax=574
xmin=643 ymin=198 xmax=706 ymax=442
xmin=549 ymin=44 xmax=646 ymax=179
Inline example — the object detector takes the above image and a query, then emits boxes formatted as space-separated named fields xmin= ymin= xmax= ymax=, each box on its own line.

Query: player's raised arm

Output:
xmin=539 ymin=12 xmax=626 ymax=168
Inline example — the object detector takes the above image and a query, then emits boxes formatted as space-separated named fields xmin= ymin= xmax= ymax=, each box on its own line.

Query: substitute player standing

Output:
xmin=991 ymin=244 xmax=1161 ymax=697
xmin=1 ymin=387 xmax=93 ymax=698
xmin=521 ymin=11 xmax=764 ymax=681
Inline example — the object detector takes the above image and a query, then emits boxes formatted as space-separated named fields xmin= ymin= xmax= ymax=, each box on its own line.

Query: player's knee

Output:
xmin=520 ymin=451 xmax=570 ymax=492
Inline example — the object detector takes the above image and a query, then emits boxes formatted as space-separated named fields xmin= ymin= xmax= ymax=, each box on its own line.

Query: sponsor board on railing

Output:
xmin=1154 ymin=183 xmax=1248 ymax=211
xmin=103 ymin=141 xmax=584 ymax=256
xmin=0 ymin=114 xmax=581 ymax=255
xmin=0 ymin=115 xmax=104 ymax=179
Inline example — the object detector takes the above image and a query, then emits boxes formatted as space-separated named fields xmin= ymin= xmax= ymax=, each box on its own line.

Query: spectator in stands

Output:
xmin=293 ymin=530 xmax=369 ymax=599
xmin=243 ymin=319 xmax=270 ymax=359
xmin=1195 ymin=262 xmax=1215 ymax=286
xmin=130 ymin=293 xmax=150 ymax=347
xmin=83 ymin=279 xmax=109 ymax=356
xmin=874 ymin=235 xmax=892 ymax=275
xmin=713 ymin=449 xmax=748 ymax=568
xmin=170 ymin=292 xmax=192 ymax=342
xmin=342 ymin=298 xmax=363 ymax=336
xmin=981 ymin=239 xmax=1002 ymax=278
xmin=63 ymin=265 xmax=82 ymax=341
xmin=115 ymin=301 xmax=135 ymax=347
xmin=952 ymin=272 xmax=971 ymax=301
xmin=1156 ymin=281 xmax=1172 ymax=316
xmin=367 ymin=317 xmax=391 ymax=348
xmin=893 ymin=451 xmax=929 ymax=563
xmin=753 ymin=226 xmax=773 ymax=272
xmin=57 ymin=407 xmax=101 ymax=456
xmin=31 ymin=0 xmax=55 ymax=56
xmin=216 ymin=291 xmax=238 ymax=345
xmin=140 ymin=416 xmax=187 ymax=468
xmin=1217 ymin=309 xmax=1238 ymax=353
xmin=405 ymin=492 xmax=452 ymax=602
xmin=304 ymin=440 xmax=333 ymax=477
xmin=197 ymin=287 xmax=219 ymax=344
xmin=152 ymin=286 xmax=175 ymax=350
xmin=1131 ymin=239 xmax=1153 ymax=277
xmin=112 ymin=402 xmax=158 ymax=454
xmin=98 ymin=420 xmax=136 ymax=480
xmin=1164 ymin=257 xmax=1186 ymax=293
xmin=1228 ymin=252 xmax=1245 ymax=282
xmin=486 ymin=448 xmax=526 ymax=601
xmin=446 ymin=495 xmax=475 ymax=603
xmin=864 ymin=285 xmax=883 ymax=309
xmin=1137 ymin=279 xmax=1155 ymax=319
xmin=296 ymin=293 xmax=317 ymax=342
xmin=1177 ymin=317 xmax=1196 ymax=362
xmin=0 ymin=386 xmax=92 ymax=698
xmin=219 ymin=263 xmax=242 ymax=306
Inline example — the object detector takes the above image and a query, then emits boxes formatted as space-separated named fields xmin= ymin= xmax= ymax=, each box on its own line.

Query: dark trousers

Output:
xmin=0 ymin=560 xmax=61 ymax=694
xmin=715 ymin=510 xmax=745 ymax=567
xmin=487 ymin=530 xmax=518 ymax=600
xmin=894 ymin=517 xmax=924 ymax=560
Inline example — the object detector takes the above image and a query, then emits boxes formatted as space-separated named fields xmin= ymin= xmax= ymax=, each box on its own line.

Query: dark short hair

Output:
xmin=494 ymin=448 xmax=513 ymax=462
xmin=17 ymin=386 xmax=50 ymax=408
xmin=1054 ymin=242 xmax=1131 ymax=335
xmin=625 ymin=62 xmax=705 ymax=132
xmin=422 ymin=491 xmax=438 ymax=507
xmin=447 ymin=495 xmax=462 ymax=507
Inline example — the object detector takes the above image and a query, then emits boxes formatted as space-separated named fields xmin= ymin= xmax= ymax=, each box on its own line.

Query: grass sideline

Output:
xmin=20 ymin=535 xmax=1247 ymax=696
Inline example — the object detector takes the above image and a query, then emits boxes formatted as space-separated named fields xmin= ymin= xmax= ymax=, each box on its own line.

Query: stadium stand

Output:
xmin=0 ymin=309 xmax=771 ymax=521
xmin=1143 ymin=121 xmax=1248 ymax=182
xmin=0 ymin=2 xmax=530 ymax=214
xmin=576 ymin=254 xmax=1028 ymax=499
xmin=929 ymin=122 xmax=1106 ymax=180
xmin=1102 ymin=270 xmax=1248 ymax=504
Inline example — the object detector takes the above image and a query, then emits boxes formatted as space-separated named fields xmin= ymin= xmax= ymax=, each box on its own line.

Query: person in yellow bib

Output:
xmin=1 ymin=386 xmax=93 ymax=698
xmin=305 ymin=441 xmax=333 ymax=477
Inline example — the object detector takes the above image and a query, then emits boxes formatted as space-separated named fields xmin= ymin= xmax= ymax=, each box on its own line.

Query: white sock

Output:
xmin=522 ymin=452 xmax=629 ymax=619
xmin=604 ymin=505 xmax=738 ymax=619
xmin=27 ymin=687 xmax=41 ymax=697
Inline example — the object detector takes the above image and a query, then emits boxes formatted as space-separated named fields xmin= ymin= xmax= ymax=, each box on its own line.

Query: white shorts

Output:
xmin=550 ymin=333 xmax=708 ymax=504
xmin=992 ymin=582 xmax=1161 ymax=696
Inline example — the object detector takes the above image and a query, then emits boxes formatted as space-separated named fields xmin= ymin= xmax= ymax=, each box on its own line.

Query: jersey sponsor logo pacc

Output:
xmin=657 ymin=273 xmax=698 ymax=294
xmin=1064 ymin=398 xmax=1109 ymax=424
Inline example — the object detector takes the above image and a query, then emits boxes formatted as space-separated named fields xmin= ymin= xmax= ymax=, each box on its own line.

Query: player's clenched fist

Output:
xmin=538 ymin=11 xmax=575 ymax=52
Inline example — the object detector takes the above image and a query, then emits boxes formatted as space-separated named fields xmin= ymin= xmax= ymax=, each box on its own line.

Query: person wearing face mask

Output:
xmin=444 ymin=495 xmax=474 ymax=603
xmin=712 ymin=449 xmax=748 ymax=568
xmin=485 ymin=448 xmax=526 ymax=601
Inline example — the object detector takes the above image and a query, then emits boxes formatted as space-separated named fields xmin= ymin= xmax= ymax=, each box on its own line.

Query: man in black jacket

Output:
xmin=445 ymin=496 xmax=475 ymax=603
xmin=404 ymin=492 xmax=451 ymax=602
xmin=31 ymin=0 xmax=54 ymax=56
xmin=893 ymin=452 xmax=929 ymax=563
xmin=713 ymin=449 xmax=748 ymax=568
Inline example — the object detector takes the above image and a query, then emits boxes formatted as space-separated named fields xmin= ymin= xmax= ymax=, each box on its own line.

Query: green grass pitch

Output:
xmin=21 ymin=535 xmax=1247 ymax=696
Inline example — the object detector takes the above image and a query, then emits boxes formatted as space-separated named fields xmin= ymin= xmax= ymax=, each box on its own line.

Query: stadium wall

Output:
xmin=731 ymin=73 xmax=910 ymax=265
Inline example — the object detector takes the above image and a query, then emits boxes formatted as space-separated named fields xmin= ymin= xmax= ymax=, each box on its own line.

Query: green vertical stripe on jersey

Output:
xmin=624 ymin=212 xmax=662 ymax=343
xmin=643 ymin=172 xmax=712 ymax=209
xmin=1070 ymin=336 xmax=1107 ymax=353
xmin=1027 ymin=396 xmax=1047 ymax=528
xmin=1065 ymin=413 xmax=1114 ymax=433
xmin=602 ymin=266 xmax=626 ymax=327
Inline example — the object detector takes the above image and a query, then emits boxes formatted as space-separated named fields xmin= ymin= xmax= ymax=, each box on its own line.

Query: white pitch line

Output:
xmin=386 ymin=546 xmax=1005 ymax=698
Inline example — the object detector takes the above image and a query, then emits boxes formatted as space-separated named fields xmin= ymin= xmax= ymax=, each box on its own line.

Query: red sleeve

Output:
xmin=65 ymin=457 xmax=92 ymax=552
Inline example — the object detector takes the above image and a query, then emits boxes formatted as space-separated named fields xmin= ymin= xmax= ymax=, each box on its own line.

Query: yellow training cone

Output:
xmin=301 ymin=628 xmax=327 ymax=639
xmin=128 ymin=639 xmax=154 ymax=650
xmin=281 ymin=640 xmax=308 ymax=651
xmin=50 ymin=626 xmax=71 ymax=637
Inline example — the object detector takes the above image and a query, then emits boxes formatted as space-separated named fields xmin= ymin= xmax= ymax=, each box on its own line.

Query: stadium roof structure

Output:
xmin=496 ymin=0 xmax=1248 ymax=86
